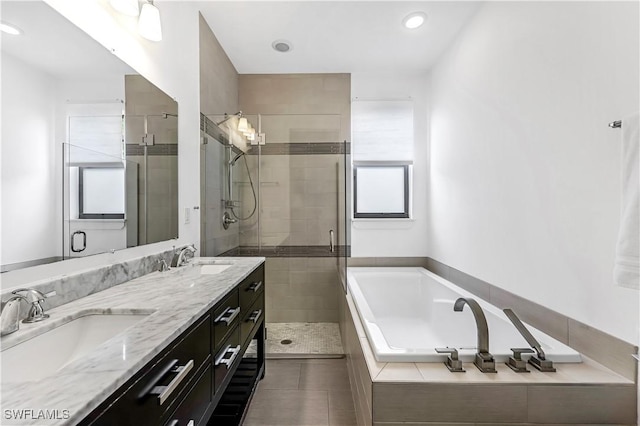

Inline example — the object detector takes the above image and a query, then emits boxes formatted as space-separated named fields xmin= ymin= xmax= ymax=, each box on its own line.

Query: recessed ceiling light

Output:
xmin=402 ymin=12 xmax=427 ymax=29
xmin=1 ymin=21 xmax=22 ymax=36
xmin=272 ymin=40 xmax=292 ymax=53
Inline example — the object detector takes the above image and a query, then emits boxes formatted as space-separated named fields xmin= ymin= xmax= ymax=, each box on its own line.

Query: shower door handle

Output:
xmin=71 ymin=231 xmax=86 ymax=253
xmin=329 ymin=229 xmax=335 ymax=253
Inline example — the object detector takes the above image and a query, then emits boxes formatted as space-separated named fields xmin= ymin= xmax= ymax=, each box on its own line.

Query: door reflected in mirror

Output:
xmin=1 ymin=1 xmax=178 ymax=273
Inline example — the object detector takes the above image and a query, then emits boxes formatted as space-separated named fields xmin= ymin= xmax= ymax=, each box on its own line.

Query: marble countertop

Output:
xmin=0 ymin=257 xmax=265 ymax=426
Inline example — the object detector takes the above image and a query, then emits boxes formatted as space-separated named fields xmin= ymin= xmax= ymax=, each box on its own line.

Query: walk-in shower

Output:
xmin=200 ymin=111 xmax=350 ymax=357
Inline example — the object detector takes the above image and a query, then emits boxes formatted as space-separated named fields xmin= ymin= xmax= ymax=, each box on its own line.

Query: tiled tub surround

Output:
xmin=347 ymin=256 xmax=638 ymax=383
xmin=341 ymin=292 xmax=636 ymax=425
xmin=0 ymin=256 xmax=264 ymax=425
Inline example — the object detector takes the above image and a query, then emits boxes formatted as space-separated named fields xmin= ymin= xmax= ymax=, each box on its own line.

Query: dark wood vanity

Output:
xmin=79 ymin=263 xmax=265 ymax=426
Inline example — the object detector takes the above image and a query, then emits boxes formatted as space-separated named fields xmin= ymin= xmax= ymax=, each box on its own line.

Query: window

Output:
xmin=78 ymin=167 xmax=125 ymax=219
xmin=353 ymin=163 xmax=410 ymax=218
xmin=352 ymin=99 xmax=414 ymax=220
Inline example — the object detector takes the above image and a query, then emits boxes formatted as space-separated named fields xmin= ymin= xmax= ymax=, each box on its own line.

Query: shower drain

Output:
xmin=280 ymin=339 xmax=293 ymax=345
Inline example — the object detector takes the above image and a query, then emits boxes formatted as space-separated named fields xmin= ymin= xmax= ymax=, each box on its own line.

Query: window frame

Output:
xmin=353 ymin=163 xmax=411 ymax=219
xmin=78 ymin=166 xmax=125 ymax=220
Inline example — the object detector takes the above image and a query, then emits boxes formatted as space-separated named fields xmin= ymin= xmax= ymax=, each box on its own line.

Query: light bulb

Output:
xmin=237 ymin=118 xmax=249 ymax=133
xmin=138 ymin=1 xmax=162 ymax=42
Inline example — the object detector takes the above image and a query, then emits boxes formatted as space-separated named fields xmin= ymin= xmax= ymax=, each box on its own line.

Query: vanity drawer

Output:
xmin=213 ymin=327 xmax=241 ymax=394
xmin=90 ymin=315 xmax=210 ymax=425
xmin=163 ymin=364 xmax=212 ymax=426
xmin=239 ymin=265 xmax=264 ymax=314
xmin=240 ymin=296 xmax=264 ymax=346
xmin=213 ymin=290 xmax=240 ymax=351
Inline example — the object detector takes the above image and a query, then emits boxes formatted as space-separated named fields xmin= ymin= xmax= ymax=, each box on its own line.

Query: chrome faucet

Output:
xmin=171 ymin=244 xmax=197 ymax=267
xmin=11 ymin=288 xmax=50 ymax=323
xmin=453 ymin=297 xmax=496 ymax=373
xmin=1 ymin=294 xmax=28 ymax=336
xmin=158 ymin=259 xmax=170 ymax=272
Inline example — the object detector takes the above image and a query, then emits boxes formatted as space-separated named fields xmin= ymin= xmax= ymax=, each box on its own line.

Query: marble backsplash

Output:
xmin=1 ymin=249 xmax=177 ymax=322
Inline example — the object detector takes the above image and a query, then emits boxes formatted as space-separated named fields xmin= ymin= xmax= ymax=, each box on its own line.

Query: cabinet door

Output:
xmin=89 ymin=316 xmax=210 ymax=426
xmin=214 ymin=328 xmax=241 ymax=393
xmin=164 ymin=365 xmax=212 ymax=426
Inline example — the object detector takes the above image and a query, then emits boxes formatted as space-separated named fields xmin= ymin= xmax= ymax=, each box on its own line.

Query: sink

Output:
xmin=1 ymin=312 xmax=150 ymax=384
xmin=194 ymin=258 xmax=235 ymax=266
xmin=192 ymin=258 xmax=234 ymax=275
xmin=199 ymin=264 xmax=232 ymax=275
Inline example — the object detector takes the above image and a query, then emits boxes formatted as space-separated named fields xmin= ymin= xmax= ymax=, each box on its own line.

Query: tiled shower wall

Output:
xmin=124 ymin=75 xmax=179 ymax=246
xmin=266 ymin=257 xmax=341 ymax=323
xmin=235 ymin=74 xmax=351 ymax=323
xmin=238 ymin=152 xmax=345 ymax=247
xmin=199 ymin=14 xmax=240 ymax=256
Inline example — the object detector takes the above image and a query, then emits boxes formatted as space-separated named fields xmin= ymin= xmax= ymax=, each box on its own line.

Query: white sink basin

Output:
xmin=1 ymin=313 xmax=150 ymax=384
xmin=199 ymin=264 xmax=232 ymax=275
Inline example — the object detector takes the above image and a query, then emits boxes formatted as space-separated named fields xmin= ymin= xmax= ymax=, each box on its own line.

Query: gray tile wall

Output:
xmin=199 ymin=14 xmax=240 ymax=256
xmin=266 ymin=257 xmax=341 ymax=322
xmin=124 ymin=75 xmax=179 ymax=246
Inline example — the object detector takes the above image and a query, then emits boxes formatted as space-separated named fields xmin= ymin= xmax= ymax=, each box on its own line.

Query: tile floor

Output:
xmin=244 ymin=359 xmax=357 ymax=426
xmin=266 ymin=323 xmax=344 ymax=358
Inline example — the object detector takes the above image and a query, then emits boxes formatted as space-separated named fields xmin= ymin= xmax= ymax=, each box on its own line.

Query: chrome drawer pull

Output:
xmin=149 ymin=359 xmax=194 ymax=405
xmin=247 ymin=281 xmax=263 ymax=292
xmin=215 ymin=344 xmax=241 ymax=369
xmin=248 ymin=309 xmax=262 ymax=323
xmin=215 ymin=306 xmax=240 ymax=325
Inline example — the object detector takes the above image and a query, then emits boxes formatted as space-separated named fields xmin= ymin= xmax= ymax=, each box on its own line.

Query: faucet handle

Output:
xmin=510 ymin=347 xmax=534 ymax=361
xmin=12 ymin=288 xmax=47 ymax=303
xmin=506 ymin=348 xmax=534 ymax=373
xmin=12 ymin=288 xmax=49 ymax=323
xmin=435 ymin=347 xmax=465 ymax=372
xmin=435 ymin=347 xmax=460 ymax=360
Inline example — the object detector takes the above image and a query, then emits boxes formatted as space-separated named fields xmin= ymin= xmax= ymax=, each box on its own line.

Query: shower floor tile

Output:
xmin=266 ymin=322 xmax=344 ymax=358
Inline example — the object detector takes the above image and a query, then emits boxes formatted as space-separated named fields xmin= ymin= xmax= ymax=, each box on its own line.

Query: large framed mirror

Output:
xmin=1 ymin=1 xmax=179 ymax=272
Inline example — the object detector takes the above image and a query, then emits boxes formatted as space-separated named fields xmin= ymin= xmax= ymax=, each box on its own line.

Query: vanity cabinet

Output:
xmin=80 ymin=263 xmax=265 ymax=426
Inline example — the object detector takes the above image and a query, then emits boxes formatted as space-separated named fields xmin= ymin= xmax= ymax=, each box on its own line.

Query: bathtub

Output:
xmin=347 ymin=267 xmax=581 ymax=363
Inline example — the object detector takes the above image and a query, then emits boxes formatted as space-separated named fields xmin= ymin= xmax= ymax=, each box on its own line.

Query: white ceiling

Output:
xmin=0 ymin=1 xmax=135 ymax=78
xmin=0 ymin=1 xmax=481 ymax=77
xmin=198 ymin=1 xmax=482 ymax=74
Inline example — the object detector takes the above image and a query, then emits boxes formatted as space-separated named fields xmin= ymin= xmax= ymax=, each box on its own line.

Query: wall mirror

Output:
xmin=1 ymin=1 xmax=179 ymax=273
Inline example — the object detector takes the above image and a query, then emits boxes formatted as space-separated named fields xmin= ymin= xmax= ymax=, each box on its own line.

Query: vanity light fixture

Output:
xmin=109 ymin=0 xmax=140 ymax=17
xmin=402 ymin=12 xmax=427 ymax=29
xmin=1 ymin=21 xmax=22 ymax=36
xmin=138 ymin=0 xmax=162 ymax=42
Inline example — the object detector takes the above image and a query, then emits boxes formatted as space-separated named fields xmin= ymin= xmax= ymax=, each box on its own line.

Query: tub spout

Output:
xmin=453 ymin=297 xmax=496 ymax=373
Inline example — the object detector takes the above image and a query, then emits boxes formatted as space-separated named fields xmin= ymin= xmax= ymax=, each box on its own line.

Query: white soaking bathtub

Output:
xmin=347 ymin=267 xmax=582 ymax=363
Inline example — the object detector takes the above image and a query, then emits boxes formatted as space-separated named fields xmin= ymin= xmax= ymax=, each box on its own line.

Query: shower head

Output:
xmin=229 ymin=152 xmax=245 ymax=166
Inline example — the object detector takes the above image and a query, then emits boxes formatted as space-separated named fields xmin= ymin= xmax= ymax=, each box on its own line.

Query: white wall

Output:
xmin=428 ymin=1 xmax=639 ymax=343
xmin=351 ymin=73 xmax=429 ymax=257
xmin=1 ymin=53 xmax=58 ymax=266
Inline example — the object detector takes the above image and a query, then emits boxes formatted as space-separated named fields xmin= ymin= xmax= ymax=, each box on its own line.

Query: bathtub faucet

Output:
xmin=453 ymin=297 xmax=497 ymax=373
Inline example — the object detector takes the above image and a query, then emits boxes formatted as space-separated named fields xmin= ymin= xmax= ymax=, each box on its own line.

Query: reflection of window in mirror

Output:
xmin=353 ymin=163 xmax=411 ymax=219
xmin=78 ymin=167 xmax=125 ymax=219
